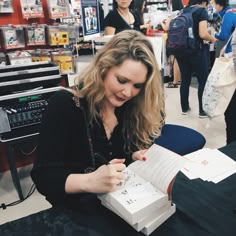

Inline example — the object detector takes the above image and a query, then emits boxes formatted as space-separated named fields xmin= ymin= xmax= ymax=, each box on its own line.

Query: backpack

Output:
xmin=167 ymin=6 xmax=201 ymax=57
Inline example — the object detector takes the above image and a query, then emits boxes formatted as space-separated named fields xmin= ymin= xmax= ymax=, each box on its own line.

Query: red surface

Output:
xmin=0 ymin=0 xmax=52 ymax=25
xmin=182 ymin=0 xmax=189 ymax=6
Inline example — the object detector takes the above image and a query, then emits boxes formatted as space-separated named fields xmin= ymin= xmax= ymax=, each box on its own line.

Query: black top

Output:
xmin=191 ymin=6 xmax=209 ymax=45
xmin=31 ymin=90 xmax=132 ymax=207
xmin=172 ymin=0 xmax=183 ymax=11
xmin=104 ymin=9 xmax=140 ymax=34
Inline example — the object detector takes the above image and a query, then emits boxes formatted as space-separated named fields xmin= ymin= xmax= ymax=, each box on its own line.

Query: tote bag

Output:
xmin=202 ymin=34 xmax=236 ymax=118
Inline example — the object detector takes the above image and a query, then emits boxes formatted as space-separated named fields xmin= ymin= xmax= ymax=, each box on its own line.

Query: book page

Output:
xmin=98 ymin=168 xmax=168 ymax=224
xmin=128 ymin=144 xmax=186 ymax=193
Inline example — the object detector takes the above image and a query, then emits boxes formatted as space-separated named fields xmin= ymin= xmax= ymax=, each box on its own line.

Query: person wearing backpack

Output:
xmin=168 ymin=0 xmax=217 ymax=118
xmin=213 ymin=0 xmax=236 ymax=144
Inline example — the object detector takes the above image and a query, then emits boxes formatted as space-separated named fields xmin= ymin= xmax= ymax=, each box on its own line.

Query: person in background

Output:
xmin=170 ymin=0 xmax=184 ymax=88
xmin=172 ymin=0 xmax=184 ymax=11
xmin=213 ymin=0 xmax=236 ymax=144
xmin=104 ymin=0 xmax=140 ymax=35
xmin=31 ymin=30 xmax=165 ymax=209
xmin=98 ymin=0 xmax=105 ymax=31
xmin=175 ymin=0 xmax=217 ymax=117
xmin=132 ymin=0 xmax=151 ymax=34
xmin=213 ymin=0 xmax=236 ymax=55
xmin=161 ymin=17 xmax=182 ymax=88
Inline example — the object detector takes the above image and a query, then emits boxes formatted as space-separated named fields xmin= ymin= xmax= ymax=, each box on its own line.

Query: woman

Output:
xmin=31 ymin=30 xmax=165 ymax=208
xmin=104 ymin=0 xmax=140 ymax=35
xmin=175 ymin=0 xmax=217 ymax=118
xmin=132 ymin=0 xmax=151 ymax=34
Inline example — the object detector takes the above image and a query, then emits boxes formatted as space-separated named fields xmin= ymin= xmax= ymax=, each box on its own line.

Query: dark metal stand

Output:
xmin=1 ymin=134 xmax=38 ymax=200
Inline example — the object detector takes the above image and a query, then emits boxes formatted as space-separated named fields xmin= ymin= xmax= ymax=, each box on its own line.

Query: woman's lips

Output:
xmin=115 ymin=95 xmax=126 ymax=102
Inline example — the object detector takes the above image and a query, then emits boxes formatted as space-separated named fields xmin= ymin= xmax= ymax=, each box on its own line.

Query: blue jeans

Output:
xmin=176 ymin=45 xmax=209 ymax=113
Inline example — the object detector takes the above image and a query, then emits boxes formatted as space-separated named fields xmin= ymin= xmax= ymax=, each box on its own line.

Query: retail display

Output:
xmin=0 ymin=0 xmax=100 ymax=77
xmin=51 ymin=50 xmax=74 ymax=74
xmin=146 ymin=0 xmax=169 ymax=11
xmin=0 ymin=0 xmax=13 ymax=13
xmin=47 ymin=25 xmax=70 ymax=46
xmin=25 ymin=24 xmax=46 ymax=46
xmin=20 ymin=0 xmax=44 ymax=18
xmin=47 ymin=0 xmax=71 ymax=19
xmin=7 ymin=51 xmax=32 ymax=65
xmin=0 ymin=26 xmax=25 ymax=49
xmin=31 ymin=49 xmax=51 ymax=62
xmin=80 ymin=0 xmax=101 ymax=40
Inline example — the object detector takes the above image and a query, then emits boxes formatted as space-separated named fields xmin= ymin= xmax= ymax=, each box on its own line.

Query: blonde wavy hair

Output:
xmin=74 ymin=30 xmax=165 ymax=151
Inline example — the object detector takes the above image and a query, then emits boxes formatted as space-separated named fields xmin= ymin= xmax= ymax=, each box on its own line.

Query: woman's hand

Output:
xmin=144 ymin=23 xmax=151 ymax=29
xmin=87 ymin=159 xmax=126 ymax=193
xmin=160 ymin=17 xmax=171 ymax=31
xmin=132 ymin=149 xmax=148 ymax=161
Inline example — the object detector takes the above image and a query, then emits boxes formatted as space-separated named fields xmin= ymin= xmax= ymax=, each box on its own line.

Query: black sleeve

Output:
xmin=193 ymin=7 xmax=209 ymax=42
xmin=197 ymin=7 xmax=209 ymax=22
xmin=31 ymin=90 xmax=84 ymax=205
xmin=133 ymin=12 xmax=141 ymax=32
xmin=104 ymin=11 xmax=117 ymax=28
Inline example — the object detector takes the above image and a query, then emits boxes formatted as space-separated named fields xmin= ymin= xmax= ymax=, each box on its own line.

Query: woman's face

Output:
xmin=103 ymin=58 xmax=148 ymax=109
xmin=116 ymin=0 xmax=132 ymax=9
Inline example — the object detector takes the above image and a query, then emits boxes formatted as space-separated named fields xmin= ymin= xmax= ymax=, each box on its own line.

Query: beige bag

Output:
xmin=203 ymin=33 xmax=236 ymax=118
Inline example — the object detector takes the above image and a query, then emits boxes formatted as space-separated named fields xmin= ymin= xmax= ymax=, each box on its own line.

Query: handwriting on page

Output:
xmin=128 ymin=145 xmax=186 ymax=193
xmin=115 ymin=168 xmax=162 ymax=207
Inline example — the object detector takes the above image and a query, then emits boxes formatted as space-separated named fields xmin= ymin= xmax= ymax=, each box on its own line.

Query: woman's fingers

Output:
xmin=109 ymin=158 xmax=125 ymax=164
xmin=132 ymin=149 xmax=148 ymax=161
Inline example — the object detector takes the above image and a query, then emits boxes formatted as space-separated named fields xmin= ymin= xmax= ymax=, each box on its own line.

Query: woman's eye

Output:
xmin=117 ymin=78 xmax=127 ymax=84
xmin=134 ymin=84 xmax=144 ymax=89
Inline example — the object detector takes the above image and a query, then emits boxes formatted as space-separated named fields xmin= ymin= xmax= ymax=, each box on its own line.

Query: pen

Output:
xmin=94 ymin=152 xmax=110 ymax=166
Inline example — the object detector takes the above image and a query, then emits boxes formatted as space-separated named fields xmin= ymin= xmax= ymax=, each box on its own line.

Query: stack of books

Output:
xmin=98 ymin=144 xmax=186 ymax=235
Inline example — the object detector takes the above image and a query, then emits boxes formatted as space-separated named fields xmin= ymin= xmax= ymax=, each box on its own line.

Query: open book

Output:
xmin=98 ymin=144 xmax=186 ymax=235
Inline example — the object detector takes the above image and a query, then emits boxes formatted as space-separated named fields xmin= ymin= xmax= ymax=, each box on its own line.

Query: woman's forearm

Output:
xmin=65 ymin=173 xmax=92 ymax=193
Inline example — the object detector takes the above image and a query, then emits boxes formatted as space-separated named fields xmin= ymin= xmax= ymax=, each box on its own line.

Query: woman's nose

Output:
xmin=122 ymin=85 xmax=132 ymax=97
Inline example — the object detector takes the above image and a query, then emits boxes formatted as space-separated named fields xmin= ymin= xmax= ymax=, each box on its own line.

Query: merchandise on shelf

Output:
xmin=47 ymin=25 xmax=69 ymax=46
xmin=73 ymin=41 xmax=93 ymax=55
xmin=0 ymin=0 xmax=14 ymax=13
xmin=7 ymin=50 xmax=32 ymax=65
xmin=146 ymin=0 xmax=169 ymax=11
xmin=67 ymin=24 xmax=83 ymax=43
xmin=47 ymin=0 xmax=71 ymax=19
xmin=0 ymin=26 xmax=25 ymax=49
xmin=51 ymin=50 xmax=74 ymax=74
xmin=20 ymin=0 xmax=44 ymax=19
xmin=31 ymin=49 xmax=51 ymax=62
xmin=25 ymin=25 xmax=46 ymax=46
